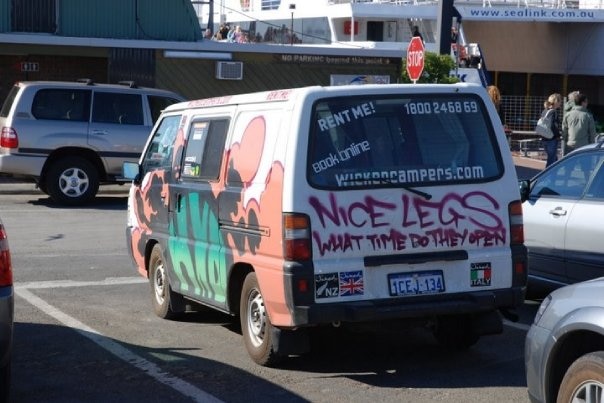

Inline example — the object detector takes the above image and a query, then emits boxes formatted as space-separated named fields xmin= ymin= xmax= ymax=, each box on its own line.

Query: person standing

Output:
xmin=412 ymin=25 xmax=423 ymax=42
xmin=539 ymin=93 xmax=562 ymax=167
xmin=564 ymin=91 xmax=579 ymax=115
xmin=562 ymin=93 xmax=596 ymax=155
xmin=487 ymin=85 xmax=511 ymax=136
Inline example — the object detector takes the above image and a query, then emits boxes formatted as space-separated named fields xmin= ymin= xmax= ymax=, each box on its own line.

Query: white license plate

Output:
xmin=388 ymin=271 xmax=445 ymax=296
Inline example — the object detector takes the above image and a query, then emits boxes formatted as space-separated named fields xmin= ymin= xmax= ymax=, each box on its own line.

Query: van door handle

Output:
xmin=549 ymin=207 xmax=567 ymax=217
xmin=91 ymin=129 xmax=108 ymax=135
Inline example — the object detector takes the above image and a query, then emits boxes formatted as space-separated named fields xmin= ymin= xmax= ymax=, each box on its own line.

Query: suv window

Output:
xmin=149 ymin=95 xmax=182 ymax=123
xmin=182 ymin=119 xmax=229 ymax=181
xmin=308 ymin=94 xmax=502 ymax=189
xmin=92 ymin=92 xmax=143 ymax=125
xmin=31 ymin=89 xmax=91 ymax=122
xmin=0 ymin=86 xmax=19 ymax=118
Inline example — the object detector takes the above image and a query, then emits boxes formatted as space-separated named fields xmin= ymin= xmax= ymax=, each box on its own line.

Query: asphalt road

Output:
xmin=0 ymin=158 xmax=545 ymax=402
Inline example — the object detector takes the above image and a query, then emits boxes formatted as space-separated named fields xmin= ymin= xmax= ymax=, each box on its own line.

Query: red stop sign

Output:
xmin=406 ymin=36 xmax=425 ymax=82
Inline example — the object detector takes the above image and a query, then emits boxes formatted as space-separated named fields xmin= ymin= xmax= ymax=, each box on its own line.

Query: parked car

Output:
xmin=0 ymin=80 xmax=185 ymax=205
xmin=520 ymin=141 xmax=604 ymax=292
xmin=525 ymin=277 xmax=604 ymax=403
xmin=0 ymin=219 xmax=13 ymax=402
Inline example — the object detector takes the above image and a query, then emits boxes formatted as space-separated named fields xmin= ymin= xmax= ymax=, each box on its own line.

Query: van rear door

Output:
xmin=302 ymin=91 xmax=520 ymax=302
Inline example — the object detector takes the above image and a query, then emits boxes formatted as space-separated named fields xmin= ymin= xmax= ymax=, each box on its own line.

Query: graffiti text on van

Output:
xmin=334 ymin=166 xmax=485 ymax=186
xmin=313 ymin=227 xmax=505 ymax=255
xmin=312 ymin=141 xmax=371 ymax=173
xmin=308 ymin=191 xmax=505 ymax=255
xmin=317 ymin=102 xmax=376 ymax=132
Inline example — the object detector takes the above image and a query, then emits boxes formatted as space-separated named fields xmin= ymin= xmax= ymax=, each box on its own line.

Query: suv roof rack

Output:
xmin=118 ymin=80 xmax=138 ymax=88
xmin=76 ymin=78 xmax=94 ymax=86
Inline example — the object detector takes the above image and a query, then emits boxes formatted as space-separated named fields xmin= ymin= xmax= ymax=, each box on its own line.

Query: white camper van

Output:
xmin=124 ymin=84 xmax=527 ymax=366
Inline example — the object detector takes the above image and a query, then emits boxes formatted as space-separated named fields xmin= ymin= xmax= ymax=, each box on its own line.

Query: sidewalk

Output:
xmin=0 ymin=177 xmax=130 ymax=195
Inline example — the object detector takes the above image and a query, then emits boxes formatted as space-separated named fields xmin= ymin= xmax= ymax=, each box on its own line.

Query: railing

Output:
xmin=330 ymin=0 xmax=604 ymax=8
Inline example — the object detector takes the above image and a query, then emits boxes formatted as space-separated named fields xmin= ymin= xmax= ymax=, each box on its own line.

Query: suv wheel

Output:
xmin=46 ymin=157 xmax=99 ymax=205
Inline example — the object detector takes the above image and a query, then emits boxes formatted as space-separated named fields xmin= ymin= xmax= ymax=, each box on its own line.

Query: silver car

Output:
xmin=520 ymin=142 xmax=604 ymax=292
xmin=525 ymin=278 xmax=604 ymax=403
xmin=0 ymin=80 xmax=185 ymax=205
xmin=0 ymin=218 xmax=13 ymax=402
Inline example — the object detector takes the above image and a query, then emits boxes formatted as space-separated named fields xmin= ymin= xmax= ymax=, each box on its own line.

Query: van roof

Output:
xmin=166 ymin=83 xmax=485 ymax=112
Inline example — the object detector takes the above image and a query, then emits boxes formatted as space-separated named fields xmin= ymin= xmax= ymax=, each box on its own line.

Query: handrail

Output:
xmin=329 ymin=0 xmax=604 ymax=9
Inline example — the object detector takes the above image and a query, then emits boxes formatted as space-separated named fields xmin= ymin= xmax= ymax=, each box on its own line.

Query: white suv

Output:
xmin=0 ymin=80 xmax=185 ymax=205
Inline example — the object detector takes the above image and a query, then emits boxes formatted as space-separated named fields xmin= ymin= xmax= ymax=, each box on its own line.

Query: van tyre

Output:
xmin=149 ymin=245 xmax=182 ymax=320
xmin=433 ymin=315 xmax=480 ymax=350
xmin=46 ymin=156 xmax=99 ymax=205
xmin=556 ymin=351 xmax=604 ymax=403
xmin=240 ymin=272 xmax=282 ymax=366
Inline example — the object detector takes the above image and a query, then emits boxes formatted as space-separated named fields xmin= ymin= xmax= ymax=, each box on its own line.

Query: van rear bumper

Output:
xmin=291 ymin=287 xmax=525 ymax=327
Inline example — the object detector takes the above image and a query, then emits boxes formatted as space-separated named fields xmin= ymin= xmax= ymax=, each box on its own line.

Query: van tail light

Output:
xmin=1 ymin=127 xmax=19 ymax=148
xmin=509 ymin=201 xmax=524 ymax=245
xmin=283 ymin=213 xmax=312 ymax=261
xmin=0 ymin=224 xmax=13 ymax=287
xmin=509 ymin=201 xmax=527 ymax=287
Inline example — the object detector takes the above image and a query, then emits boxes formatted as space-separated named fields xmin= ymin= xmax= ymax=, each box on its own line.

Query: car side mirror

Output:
xmin=519 ymin=179 xmax=530 ymax=202
xmin=123 ymin=161 xmax=142 ymax=184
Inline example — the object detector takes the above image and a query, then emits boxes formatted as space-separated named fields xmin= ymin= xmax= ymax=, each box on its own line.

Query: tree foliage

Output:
xmin=401 ymin=52 xmax=459 ymax=84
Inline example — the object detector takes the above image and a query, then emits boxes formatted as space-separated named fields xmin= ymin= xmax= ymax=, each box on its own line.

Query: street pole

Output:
xmin=289 ymin=4 xmax=296 ymax=45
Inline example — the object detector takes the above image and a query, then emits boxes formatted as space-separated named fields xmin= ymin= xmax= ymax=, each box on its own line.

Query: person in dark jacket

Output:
xmin=540 ymin=93 xmax=562 ymax=168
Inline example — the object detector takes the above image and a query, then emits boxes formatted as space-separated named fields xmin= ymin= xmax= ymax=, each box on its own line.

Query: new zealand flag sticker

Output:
xmin=315 ymin=273 xmax=339 ymax=299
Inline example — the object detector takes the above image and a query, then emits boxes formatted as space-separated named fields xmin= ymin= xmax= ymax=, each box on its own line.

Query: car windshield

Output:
xmin=307 ymin=93 xmax=503 ymax=189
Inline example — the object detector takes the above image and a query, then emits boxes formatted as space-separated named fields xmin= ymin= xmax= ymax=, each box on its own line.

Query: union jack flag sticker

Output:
xmin=339 ymin=270 xmax=364 ymax=296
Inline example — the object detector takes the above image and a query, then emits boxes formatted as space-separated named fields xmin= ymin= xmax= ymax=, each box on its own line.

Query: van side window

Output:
xmin=31 ymin=89 xmax=91 ymax=121
xmin=93 ymin=93 xmax=143 ymax=125
xmin=141 ymin=115 xmax=181 ymax=174
xmin=182 ymin=119 xmax=229 ymax=181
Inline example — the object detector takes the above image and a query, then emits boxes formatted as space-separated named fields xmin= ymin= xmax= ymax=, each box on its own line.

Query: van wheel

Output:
xmin=240 ymin=272 xmax=282 ymax=366
xmin=557 ymin=351 xmax=604 ymax=403
xmin=433 ymin=315 xmax=480 ymax=350
xmin=149 ymin=245 xmax=182 ymax=320
xmin=46 ymin=157 xmax=99 ymax=205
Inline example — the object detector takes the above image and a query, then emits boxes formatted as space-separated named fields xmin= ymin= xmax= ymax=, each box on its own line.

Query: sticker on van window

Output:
xmin=312 ymin=140 xmax=371 ymax=174
xmin=334 ymin=166 xmax=485 ymax=186
xmin=403 ymin=101 xmax=479 ymax=115
xmin=315 ymin=272 xmax=340 ymax=299
xmin=339 ymin=270 xmax=364 ymax=296
xmin=470 ymin=262 xmax=492 ymax=287
xmin=317 ymin=102 xmax=375 ymax=132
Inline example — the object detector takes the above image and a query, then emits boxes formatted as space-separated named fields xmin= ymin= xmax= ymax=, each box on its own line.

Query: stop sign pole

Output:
xmin=406 ymin=36 xmax=425 ymax=84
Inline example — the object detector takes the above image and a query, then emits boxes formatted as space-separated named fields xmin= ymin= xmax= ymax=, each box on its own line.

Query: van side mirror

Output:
xmin=123 ymin=161 xmax=142 ymax=184
xmin=519 ymin=179 xmax=530 ymax=202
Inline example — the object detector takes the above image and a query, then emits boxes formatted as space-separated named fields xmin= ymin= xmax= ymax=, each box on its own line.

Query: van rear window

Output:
xmin=308 ymin=94 xmax=503 ymax=189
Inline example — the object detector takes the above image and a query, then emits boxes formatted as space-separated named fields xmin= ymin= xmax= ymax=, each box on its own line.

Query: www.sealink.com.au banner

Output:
xmin=456 ymin=5 xmax=604 ymax=22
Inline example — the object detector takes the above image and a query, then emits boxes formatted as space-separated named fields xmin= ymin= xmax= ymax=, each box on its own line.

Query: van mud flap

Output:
xmin=271 ymin=327 xmax=310 ymax=356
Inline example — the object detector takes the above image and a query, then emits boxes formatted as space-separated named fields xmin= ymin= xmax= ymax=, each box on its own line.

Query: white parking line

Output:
xmin=15 ymin=277 xmax=147 ymax=289
xmin=16 ymin=286 xmax=224 ymax=403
